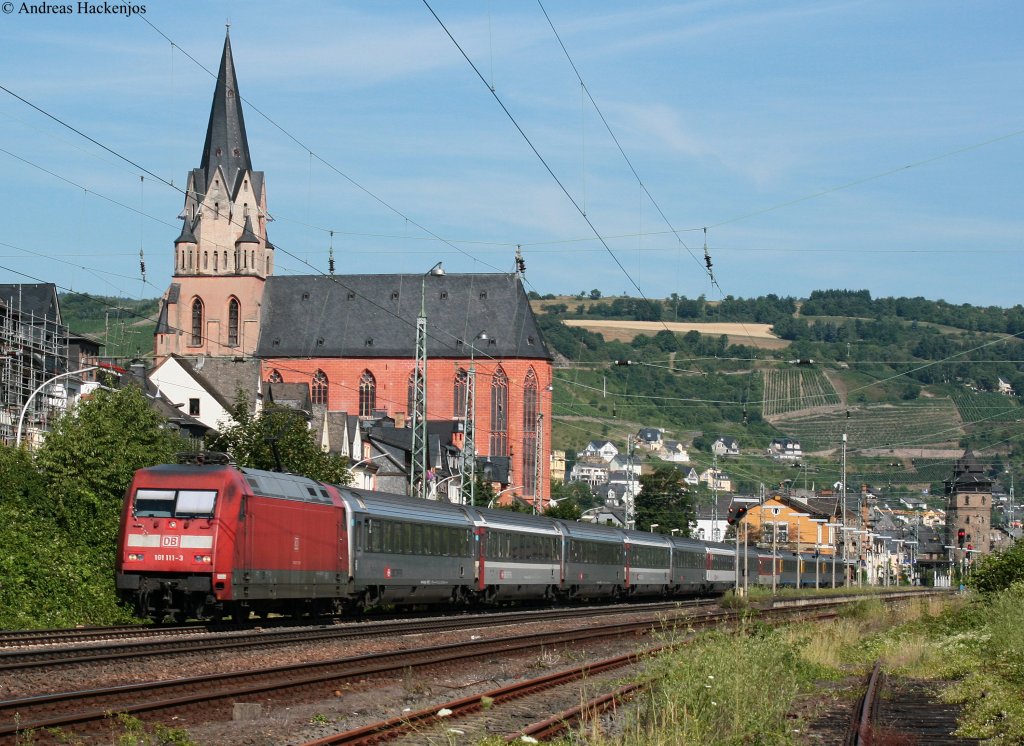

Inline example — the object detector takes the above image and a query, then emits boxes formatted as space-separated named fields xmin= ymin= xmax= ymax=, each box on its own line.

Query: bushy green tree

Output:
xmin=635 ymin=466 xmax=694 ymax=535
xmin=2 ymin=386 xmax=185 ymax=627
xmin=34 ymin=385 xmax=186 ymax=549
xmin=970 ymin=540 xmax=1024 ymax=594
xmin=544 ymin=499 xmax=582 ymax=520
xmin=206 ymin=394 xmax=350 ymax=484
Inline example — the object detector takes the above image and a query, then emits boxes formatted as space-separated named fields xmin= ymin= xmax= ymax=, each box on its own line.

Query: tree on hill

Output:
xmin=634 ymin=466 xmax=694 ymax=535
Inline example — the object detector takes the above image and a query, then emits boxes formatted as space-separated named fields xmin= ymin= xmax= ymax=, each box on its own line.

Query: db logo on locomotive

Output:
xmin=161 ymin=535 xmax=180 ymax=548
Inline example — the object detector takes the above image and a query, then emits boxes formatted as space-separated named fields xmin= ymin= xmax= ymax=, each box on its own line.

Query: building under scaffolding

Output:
xmin=0 ymin=284 xmax=70 ymax=447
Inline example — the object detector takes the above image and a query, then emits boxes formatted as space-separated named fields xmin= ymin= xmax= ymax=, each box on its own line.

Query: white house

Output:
xmin=683 ymin=467 xmax=700 ymax=486
xmin=661 ymin=440 xmax=690 ymax=463
xmin=997 ymin=378 xmax=1015 ymax=396
xmin=635 ymin=427 xmax=664 ymax=451
xmin=767 ymin=438 xmax=802 ymax=461
xmin=699 ymin=468 xmax=734 ymax=492
xmin=148 ymin=354 xmax=262 ymax=431
xmin=579 ymin=439 xmax=620 ymax=462
xmin=570 ymin=458 xmax=610 ymax=487
xmin=711 ymin=436 xmax=740 ymax=456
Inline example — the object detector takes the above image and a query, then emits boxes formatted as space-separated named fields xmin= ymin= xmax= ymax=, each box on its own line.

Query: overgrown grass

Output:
xmin=536 ymin=593 xmax=955 ymax=745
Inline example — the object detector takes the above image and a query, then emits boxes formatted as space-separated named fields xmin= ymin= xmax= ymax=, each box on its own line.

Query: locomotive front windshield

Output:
xmin=134 ymin=488 xmax=217 ymax=518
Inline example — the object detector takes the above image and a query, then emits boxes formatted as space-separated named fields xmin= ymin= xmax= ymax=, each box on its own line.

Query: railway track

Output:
xmin=0 ymin=623 xmax=200 ymax=649
xmin=0 ymin=591 xmax=944 ymax=743
xmin=0 ymin=599 xmax=707 ymax=671
xmin=847 ymin=659 xmax=979 ymax=746
xmin=294 ymin=601 xmax=855 ymax=745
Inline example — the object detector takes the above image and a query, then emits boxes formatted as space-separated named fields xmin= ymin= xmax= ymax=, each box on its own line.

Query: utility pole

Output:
xmin=533 ymin=411 xmax=544 ymax=514
xmin=711 ymin=451 xmax=719 ymax=541
xmin=842 ymin=433 xmax=848 ymax=585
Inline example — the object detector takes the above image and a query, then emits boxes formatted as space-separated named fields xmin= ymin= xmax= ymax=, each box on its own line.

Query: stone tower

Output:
xmin=155 ymin=32 xmax=272 ymax=359
xmin=945 ymin=450 xmax=993 ymax=562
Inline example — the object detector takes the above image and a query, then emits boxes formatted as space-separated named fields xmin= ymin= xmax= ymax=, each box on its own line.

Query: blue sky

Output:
xmin=1 ymin=0 xmax=1021 ymax=307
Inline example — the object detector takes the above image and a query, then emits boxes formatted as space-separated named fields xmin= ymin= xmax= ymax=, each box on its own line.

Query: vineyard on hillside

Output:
xmin=761 ymin=367 xmax=841 ymax=418
xmin=776 ymin=399 xmax=962 ymax=453
xmin=952 ymin=390 xmax=1022 ymax=426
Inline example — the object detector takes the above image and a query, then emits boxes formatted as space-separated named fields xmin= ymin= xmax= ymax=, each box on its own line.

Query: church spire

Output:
xmin=200 ymin=31 xmax=252 ymax=193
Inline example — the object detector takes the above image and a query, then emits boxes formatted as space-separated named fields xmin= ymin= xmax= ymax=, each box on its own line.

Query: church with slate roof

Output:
xmin=155 ymin=33 xmax=553 ymax=503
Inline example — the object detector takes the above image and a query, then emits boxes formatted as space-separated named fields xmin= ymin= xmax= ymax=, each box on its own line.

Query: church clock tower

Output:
xmin=155 ymin=32 xmax=272 ymax=359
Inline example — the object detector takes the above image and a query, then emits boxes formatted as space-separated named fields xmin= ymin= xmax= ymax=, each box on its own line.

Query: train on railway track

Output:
xmin=116 ymin=455 xmax=846 ymax=622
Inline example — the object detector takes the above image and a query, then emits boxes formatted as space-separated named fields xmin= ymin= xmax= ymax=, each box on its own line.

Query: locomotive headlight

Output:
xmin=127 ymin=553 xmax=145 ymax=561
xmin=194 ymin=554 xmax=212 ymax=564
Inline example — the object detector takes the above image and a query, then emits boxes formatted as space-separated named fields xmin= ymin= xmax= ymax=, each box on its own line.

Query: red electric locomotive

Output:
xmin=116 ymin=454 xmax=349 ymax=622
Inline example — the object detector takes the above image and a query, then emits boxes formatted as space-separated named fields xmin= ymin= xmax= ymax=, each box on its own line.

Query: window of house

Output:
xmin=268 ymin=370 xmax=283 ymax=384
xmin=359 ymin=371 xmax=376 ymax=417
xmin=311 ymin=369 xmax=328 ymax=406
xmin=190 ymin=298 xmax=203 ymax=346
xmin=227 ymin=298 xmax=240 ymax=347
xmin=189 ymin=398 xmax=200 ymax=416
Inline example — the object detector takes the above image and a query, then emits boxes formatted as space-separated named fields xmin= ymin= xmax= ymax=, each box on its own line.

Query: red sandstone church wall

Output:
xmin=262 ymin=356 xmax=552 ymax=496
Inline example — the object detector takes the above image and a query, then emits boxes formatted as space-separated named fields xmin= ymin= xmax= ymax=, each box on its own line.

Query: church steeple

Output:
xmin=200 ymin=31 xmax=252 ymax=194
xmin=156 ymin=32 xmax=271 ymax=361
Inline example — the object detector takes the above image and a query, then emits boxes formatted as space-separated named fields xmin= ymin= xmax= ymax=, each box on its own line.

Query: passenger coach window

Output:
xmin=134 ymin=488 xmax=216 ymax=518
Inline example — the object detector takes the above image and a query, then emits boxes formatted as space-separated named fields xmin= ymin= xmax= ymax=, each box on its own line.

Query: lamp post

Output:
xmin=670 ymin=528 xmax=681 ymax=536
xmin=459 ymin=330 xmax=487 ymax=506
xmin=649 ymin=523 xmax=660 ymax=533
xmin=349 ymin=452 xmax=392 ymax=490
xmin=486 ymin=485 xmax=524 ymax=509
xmin=790 ymin=512 xmax=810 ymax=589
xmin=16 ymin=366 xmax=98 ymax=448
xmin=410 ymin=262 xmax=445 ymax=499
xmin=944 ymin=545 xmax=957 ymax=588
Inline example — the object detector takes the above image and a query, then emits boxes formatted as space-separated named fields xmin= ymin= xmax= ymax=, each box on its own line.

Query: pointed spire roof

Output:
xmin=200 ymin=32 xmax=252 ymax=194
xmin=235 ymin=214 xmax=260 ymax=244
xmin=174 ymin=217 xmax=197 ymax=245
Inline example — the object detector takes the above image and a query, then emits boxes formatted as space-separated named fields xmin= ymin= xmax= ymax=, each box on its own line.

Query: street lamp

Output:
xmin=349 ymin=452 xmax=393 ymax=490
xmin=410 ymin=261 xmax=446 ymax=499
xmin=486 ymin=485 xmax=524 ymax=509
xmin=649 ymin=523 xmax=660 ymax=533
xmin=16 ymin=366 xmax=98 ymax=448
xmin=943 ymin=545 xmax=957 ymax=588
xmin=790 ymin=512 xmax=810 ymax=589
xmin=670 ymin=528 xmax=681 ymax=536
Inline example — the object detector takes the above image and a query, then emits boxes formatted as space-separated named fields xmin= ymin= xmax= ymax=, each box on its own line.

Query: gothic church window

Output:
xmin=453 ymin=368 xmax=467 ymax=418
xmin=190 ymin=298 xmax=203 ymax=346
xmin=490 ymin=367 xmax=508 ymax=457
xmin=359 ymin=371 xmax=376 ymax=417
xmin=227 ymin=298 xmax=240 ymax=346
xmin=268 ymin=370 xmax=283 ymax=384
xmin=312 ymin=369 xmax=328 ymax=406
xmin=522 ymin=369 xmax=538 ymax=496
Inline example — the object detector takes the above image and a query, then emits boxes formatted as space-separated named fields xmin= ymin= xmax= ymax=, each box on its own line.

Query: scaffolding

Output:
xmin=0 ymin=288 xmax=69 ymax=447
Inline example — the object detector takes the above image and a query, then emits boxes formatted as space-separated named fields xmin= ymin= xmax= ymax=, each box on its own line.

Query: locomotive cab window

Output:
xmin=134 ymin=488 xmax=217 ymax=518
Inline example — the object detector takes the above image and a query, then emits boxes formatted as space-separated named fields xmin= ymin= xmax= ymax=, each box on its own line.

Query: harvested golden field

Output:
xmin=562 ymin=319 xmax=788 ymax=349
